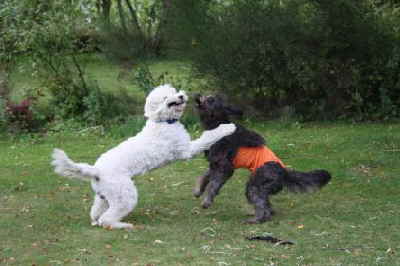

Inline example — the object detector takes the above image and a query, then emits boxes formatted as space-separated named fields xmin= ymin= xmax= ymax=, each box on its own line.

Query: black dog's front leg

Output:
xmin=193 ymin=169 xmax=210 ymax=198
xmin=201 ymin=166 xmax=233 ymax=209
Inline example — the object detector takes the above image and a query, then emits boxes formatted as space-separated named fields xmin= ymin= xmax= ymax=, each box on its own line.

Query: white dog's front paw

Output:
xmin=217 ymin=123 xmax=236 ymax=136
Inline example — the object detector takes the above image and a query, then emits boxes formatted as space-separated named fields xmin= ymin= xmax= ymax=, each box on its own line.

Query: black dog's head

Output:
xmin=194 ymin=94 xmax=243 ymax=130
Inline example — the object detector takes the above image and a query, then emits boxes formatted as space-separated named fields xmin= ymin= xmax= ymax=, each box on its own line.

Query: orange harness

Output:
xmin=232 ymin=146 xmax=285 ymax=173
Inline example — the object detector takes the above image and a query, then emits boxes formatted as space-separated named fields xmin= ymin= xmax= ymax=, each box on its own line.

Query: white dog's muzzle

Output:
xmin=144 ymin=85 xmax=188 ymax=122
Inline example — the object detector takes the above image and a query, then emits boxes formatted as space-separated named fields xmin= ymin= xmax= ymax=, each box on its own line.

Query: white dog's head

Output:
xmin=144 ymin=84 xmax=188 ymax=123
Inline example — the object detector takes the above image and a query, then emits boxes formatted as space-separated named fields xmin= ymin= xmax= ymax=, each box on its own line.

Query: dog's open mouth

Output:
xmin=194 ymin=95 xmax=206 ymax=109
xmin=168 ymin=101 xmax=185 ymax=108
xmin=168 ymin=100 xmax=186 ymax=112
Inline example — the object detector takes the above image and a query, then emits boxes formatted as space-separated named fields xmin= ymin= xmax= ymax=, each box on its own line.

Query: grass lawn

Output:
xmin=0 ymin=121 xmax=399 ymax=265
xmin=8 ymin=54 xmax=195 ymax=102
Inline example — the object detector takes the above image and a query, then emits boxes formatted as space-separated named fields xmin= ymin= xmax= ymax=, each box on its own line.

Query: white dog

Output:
xmin=51 ymin=84 xmax=236 ymax=230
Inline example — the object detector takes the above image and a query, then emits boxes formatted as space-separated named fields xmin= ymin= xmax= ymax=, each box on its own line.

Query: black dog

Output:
xmin=193 ymin=94 xmax=331 ymax=223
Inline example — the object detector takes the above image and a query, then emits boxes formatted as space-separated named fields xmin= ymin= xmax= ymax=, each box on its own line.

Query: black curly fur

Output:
xmin=193 ymin=94 xmax=332 ymax=223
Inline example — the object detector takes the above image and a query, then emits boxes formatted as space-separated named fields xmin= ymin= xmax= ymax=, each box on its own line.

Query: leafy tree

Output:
xmin=191 ymin=0 xmax=400 ymax=120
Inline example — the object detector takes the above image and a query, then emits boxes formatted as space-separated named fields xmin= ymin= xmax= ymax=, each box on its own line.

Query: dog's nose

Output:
xmin=179 ymin=95 xmax=184 ymax=100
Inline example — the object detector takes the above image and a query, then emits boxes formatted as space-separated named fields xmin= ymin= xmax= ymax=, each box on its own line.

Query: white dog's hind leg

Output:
xmin=98 ymin=206 xmax=135 ymax=229
xmin=97 ymin=182 xmax=138 ymax=230
xmin=90 ymin=195 xmax=109 ymax=226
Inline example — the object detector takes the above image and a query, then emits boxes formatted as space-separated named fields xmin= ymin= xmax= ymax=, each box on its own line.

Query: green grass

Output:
xmin=8 ymin=54 xmax=196 ymax=103
xmin=4 ymin=55 xmax=400 ymax=264
xmin=1 ymin=122 xmax=399 ymax=265
xmin=8 ymin=54 xmax=141 ymax=103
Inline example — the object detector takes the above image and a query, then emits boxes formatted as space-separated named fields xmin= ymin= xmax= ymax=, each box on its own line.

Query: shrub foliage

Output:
xmin=191 ymin=0 xmax=400 ymax=120
xmin=1 ymin=0 xmax=400 ymax=132
xmin=0 ymin=0 xmax=137 ymax=132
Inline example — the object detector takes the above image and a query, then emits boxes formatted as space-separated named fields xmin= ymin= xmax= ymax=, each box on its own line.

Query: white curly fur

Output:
xmin=51 ymin=84 xmax=236 ymax=230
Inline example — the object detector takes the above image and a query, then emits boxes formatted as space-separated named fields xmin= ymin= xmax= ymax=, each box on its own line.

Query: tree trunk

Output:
xmin=0 ymin=64 xmax=10 ymax=100
xmin=153 ymin=0 xmax=172 ymax=55
xmin=124 ymin=0 xmax=142 ymax=34
xmin=97 ymin=0 xmax=112 ymax=28
xmin=117 ymin=0 xmax=128 ymax=34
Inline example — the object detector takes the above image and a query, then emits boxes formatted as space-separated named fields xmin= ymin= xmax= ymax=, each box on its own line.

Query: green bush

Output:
xmin=0 ymin=97 xmax=6 ymax=132
xmin=191 ymin=0 xmax=400 ymax=120
xmin=1 ymin=0 xmax=135 ymax=129
xmin=40 ymin=55 xmax=136 ymax=125
xmin=0 ymin=0 xmax=97 ymax=64
xmin=131 ymin=63 xmax=197 ymax=95
xmin=23 ymin=15 xmax=136 ymax=126
xmin=131 ymin=64 xmax=160 ymax=95
xmin=100 ymin=25 xmax=150 ymax=62
xmin=82 ymin=81 xmax=137 ymax=125
xmin=106 ymin=115 xmax=147 ymax=138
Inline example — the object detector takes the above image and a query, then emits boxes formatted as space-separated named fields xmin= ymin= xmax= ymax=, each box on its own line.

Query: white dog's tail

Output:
xmin=51 ymin=148 xmax=100 ymax=182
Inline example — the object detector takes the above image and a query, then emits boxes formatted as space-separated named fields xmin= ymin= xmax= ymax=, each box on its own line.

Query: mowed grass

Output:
xmin=8 ymin=54 xmax=195 ymax=103
xmin=0 ymin=122 xmax=399 ymax=265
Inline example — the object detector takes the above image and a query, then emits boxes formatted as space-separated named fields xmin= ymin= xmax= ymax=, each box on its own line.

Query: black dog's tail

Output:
xmin=283 ymin=168 xmax=331 ymax=193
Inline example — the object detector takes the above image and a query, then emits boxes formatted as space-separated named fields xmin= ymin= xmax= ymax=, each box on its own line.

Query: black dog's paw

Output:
xmin=245 ymin=209 xmax=276 ymax=217
xmin=201 ymin=199 xmax=212 ymax=209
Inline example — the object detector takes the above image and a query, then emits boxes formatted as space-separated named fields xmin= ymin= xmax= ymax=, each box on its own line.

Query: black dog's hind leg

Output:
xmin=245 ymin=184 xmax=273 ymax=223
xmin=193 ymin=169 xmax=210 ymax=198
xmin=245 ymin=162 xmax=285 ymax=223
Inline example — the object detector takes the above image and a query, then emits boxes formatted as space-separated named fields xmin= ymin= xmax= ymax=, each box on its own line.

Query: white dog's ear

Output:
xmin=144 ymin=101 xmax=165 ymax=120
xmin=144 ymin=102 xmax=154 ymax=118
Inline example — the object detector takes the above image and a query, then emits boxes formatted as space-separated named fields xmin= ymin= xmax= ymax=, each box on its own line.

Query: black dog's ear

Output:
xmin=194 ymin=93 xmax=202 ymax=105
xmin=225 ymin=105 xmax=243 ymax=116
xmin=214 ymin=94 xmax=243 ymax=116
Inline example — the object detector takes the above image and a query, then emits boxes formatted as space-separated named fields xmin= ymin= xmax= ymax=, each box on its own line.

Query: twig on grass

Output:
xmin=246 ymin=235 xmax=295 ymax=246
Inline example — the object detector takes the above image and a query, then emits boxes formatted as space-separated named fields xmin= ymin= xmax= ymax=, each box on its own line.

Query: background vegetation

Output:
xmin=191 ymin=0 xmax=400 ymax=120
xmin=1 ymin=0 xmax=399 ymax=134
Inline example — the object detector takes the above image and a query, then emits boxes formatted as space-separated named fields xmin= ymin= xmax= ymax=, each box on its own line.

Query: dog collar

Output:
xmin=166 ymin=119 xmax=178 ymax=124
xmin=157 ymin=119 xmax=178 ymax=124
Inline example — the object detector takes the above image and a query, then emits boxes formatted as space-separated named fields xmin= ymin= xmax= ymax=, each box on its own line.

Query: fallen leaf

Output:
xmin=171 ymin=182 xmax=184 ymax=187
xmin=191 ymin=207 xmax=200 ymax=215
xmin=386 ymin=248 xmax=394 ymax=254
xmin=134 ymin=225 xmax=145 ymax=230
